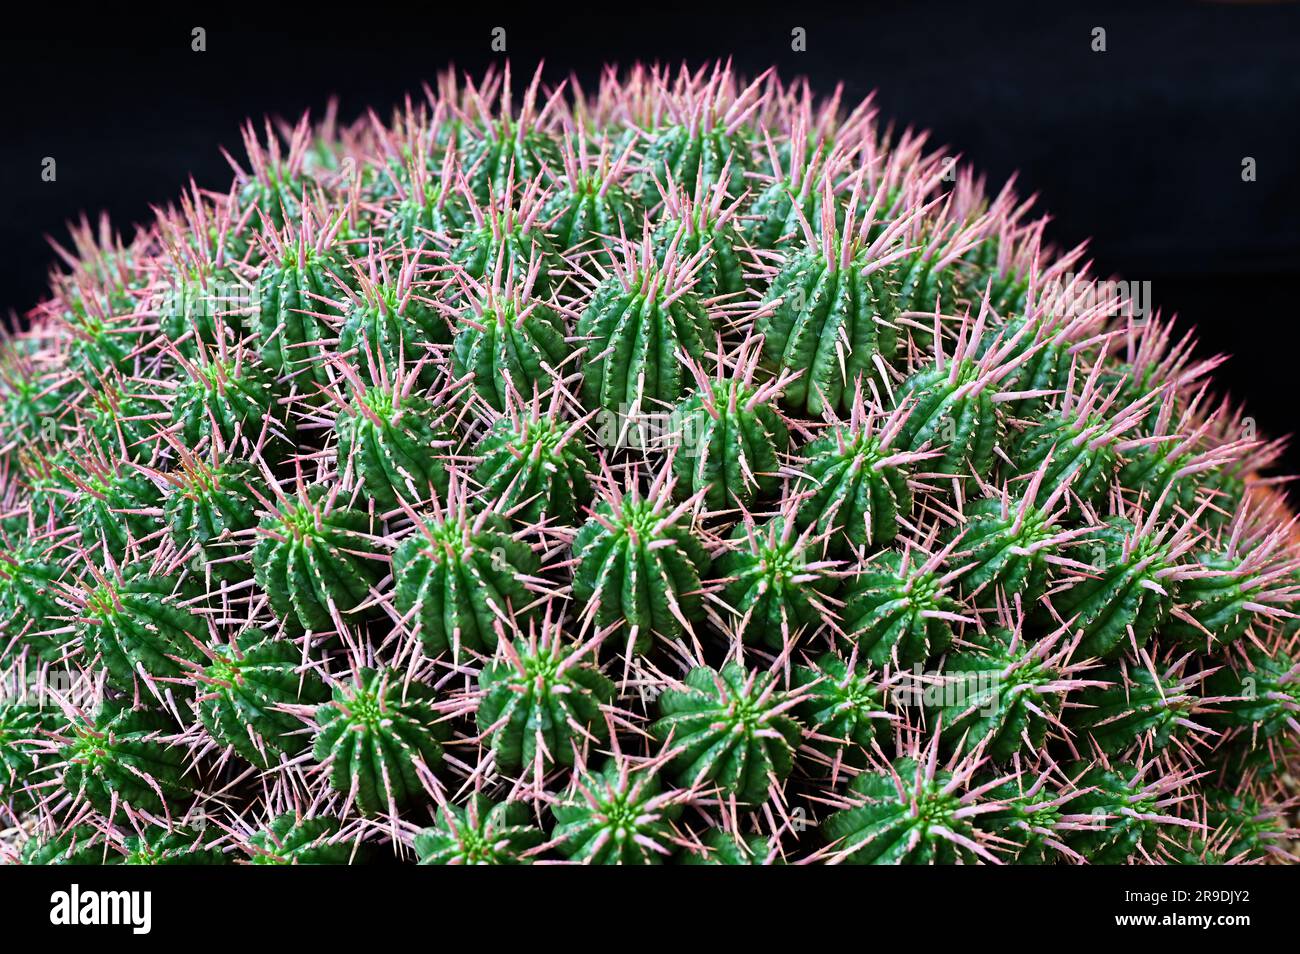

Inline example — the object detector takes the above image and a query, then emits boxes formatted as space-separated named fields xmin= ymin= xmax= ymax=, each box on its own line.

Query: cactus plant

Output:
xmin=312 ymin=667 xmax=449 ymax=816
xmin=2 ymin=61 xmax=1297 ymax=868
xmin=413 ymin=794 xmax=544 ymax=864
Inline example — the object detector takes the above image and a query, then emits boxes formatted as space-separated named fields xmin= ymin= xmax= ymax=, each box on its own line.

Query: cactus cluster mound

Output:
xmin=3 ymin=62 xmax=1299 ymax=866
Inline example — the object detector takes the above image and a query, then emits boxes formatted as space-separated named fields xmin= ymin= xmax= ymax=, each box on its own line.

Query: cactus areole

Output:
xmin=1 ymin=62 xmax=1296 ymax=868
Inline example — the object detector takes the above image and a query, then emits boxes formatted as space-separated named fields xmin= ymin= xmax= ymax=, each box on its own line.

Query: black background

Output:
xmin=2 ymin=1 xmax=1298 ymax=465
xmin=3 ymin=861 xmax=1280 ymax=939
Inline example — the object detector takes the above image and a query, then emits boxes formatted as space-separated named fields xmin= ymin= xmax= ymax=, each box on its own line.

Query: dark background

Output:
xmin=2 ymin=1 xmax=1298 ymax=465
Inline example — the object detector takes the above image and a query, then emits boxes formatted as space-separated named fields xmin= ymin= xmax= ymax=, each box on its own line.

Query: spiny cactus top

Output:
xmin=1 ymin=61 xmax=1297 ymax=866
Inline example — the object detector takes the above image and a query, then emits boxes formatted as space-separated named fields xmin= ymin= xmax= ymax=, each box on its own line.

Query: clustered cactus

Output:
xmin=2 ymin=62 xmax=1297 ymax=865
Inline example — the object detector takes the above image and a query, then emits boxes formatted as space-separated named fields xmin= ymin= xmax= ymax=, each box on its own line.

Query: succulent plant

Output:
xmin=73 ymin=568 xmax=205 ymax=692
xmin=0 ymin=700 xmax=54 ymax=811
xmin=253 ymin=483 xmax=386 ymax=632
xmin=790 ymin=398 xmax=919 ymax=554
xmin=570 ymin=468 xmax=709 ymax=655
xmin=162 ymin=452 xmax=266 ymax=580
xmin=20 ymin=825 xmax=119 ymax=865
xmin=449 ymin=258 xmax=572 ymax=412
xmin=840 ymin=543 xmax=966 ymax=667
xmin=670 ymin=341 xmax=791 ymax=512
xmin=1205 ymin=644 xmax=1300 ymax=776
xmin=476 ymin=612 xmax=614 ymax=775
xmin=793 ymin=651 xmax=893 ymax=762
xmin=414 ymin=794 xmax=544 ymax=864
xmin=471 ymin=395 xmax=596 ymax=527
xmin=392 ymin=498 xmax=540 ymax=659
xmin=331 ymin=373 xmax=454 ymax=511
xmin=677 ymin=827 xmax=777 ymax=864
xmin=576 ymin=238 xmax=712 ymax=424
xmin=244 ymin=813 xmax=361 ymax=865
xmin=312 ymin=667 xmax=449 ymax=816
xmin=652 ymin=662 xmax=803 ymax=805
xmin=58 ymin=704 xmax=192 ymax=817
xmin=933 ymin=610 xmax=1092 ymax=763
xmin=819 ymin=744 xmax=1008 ymax=864
xmin=3 ymin=62 xmax=1297 ymax=867
xmin=1060 ymin=760 xmax=1197 ymax=864
xmin=713 ymin=514 xmax=841 ymax=649
xmin=551 ymin=757 xmax=683 ymax=865
xmin=118 ymin=826 xmax=227 ymax=865
xmin=193 ymin=627 xmax=328 ymax=767
xmin=756 ymin=184 xmax=904 ymax=417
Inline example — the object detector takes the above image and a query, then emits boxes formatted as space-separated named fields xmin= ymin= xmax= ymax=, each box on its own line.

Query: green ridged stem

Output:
xmin=170 ymin=354 xmax=284 ymax=451
xmin=551 ymin=759 xmax=683 ymax=865
xmin=841 ymin=549 xmax=962 ymax=667
xmin=820 ymin=755 xmax=994 ymax=864
xmin=196 ymin=628 xmax=328 ymax=768
xmin=247 ymin=813 xmax=360 ymax=865
xmin=934 ymin=626 xmax=1069 ymax=762
xmin=571 ymin=494 xmax=709 ymax=655
xmin=651 ymin=662 xmax=803 ymax=806
xmin=744 ymin=176 xmax=833 ymax=251
xmin=890 ymin=250 xmax=959 ymax=344
xmin=652 ymin=214 xmax=745 ymax=300
xmin=757 ymin=245 xmax=898 ymax=417
xmin=414 ymin=795 xmax=544 ymax=864
xmin=0 ymin=703 xmax=54 ymax=811
xmin=471 ymin=412 xmax=596 ymax=527
xmin=477 ymin=635 xmax=614 ymax=772
xmin=1010 ymin=413 xmax=1117 ymax=509
xmin=257 ymin=245 xmax=348 ymax=389
xmin=121 ymin=828 xmax=227 ymax=865
xmin=450 ymin=216 xmax=564 ymax=298
xmin=641 ymin=126 xmax=749 ymax=200
xmin=388 ymin=184 xmax=469 ymax=249
xmin=677 ymin=829 xmax=776 ymax=865
xmin=77 ymin=573 xmax=204 ymax=690
xmin=1166 ymin=553 xmax=1266 ymax=648
xmin=946 ymin=494 xmax=1062 ymax=605
xmin=1205 ymin=646 xmax=1299 ymax=776
xmin=338 ymin=283 xmax=449 ymax=382
xmin=1203 ymin=789 xmax=1291 ymax=863
xmin=671 ymin=379 xmax=789 ymax=512
xmin=157 ymin=268 xmax=248 ymax=354
xmin=451 ymin=297 xmax=570 ymax=412
xmin=714 ymin=517 xmax=838 ymax=649
xmin=792 ymin=425 xmax=912 ymax=554
xmin=334 ymin=387 xmax=452 ymax=510
xmin=313 ymin=667 xmax=449 ymax=816
xmin=1060 ymin=762 xmax=1167 ymax=864
xmin=543 ymin=178 xmax=638 ymax=264
xmin=1048 ymin=517 xmax=1174 ymax=659
xmin=1069 ymin=663 xmax=1207 ymax=756
xmin=252 ymin=486 xmax=385 ymax=632
xmin=82 ymin=385 xmax=162 ymax=465
xmin=459 ymin=123 xmax=560 ymax=204
xmin=794 ymin=653 xmax=891 ymax=761
xmin=959 ymin=238 xmax=1030 ymax=317
xmin=60 ymin=705 xmax=191 ymax=816
xmin=74 ymin=466 xmax=162 ymax=563
xmin=576 ymin=272 xmax=712 ymax=422
xmin=0 ymin=543 xmax=67 ymax=662
xmin=21 ymin=826 xmax=118 ymax=866
xmin=164 ymin=458 xmax=265 ymax=581
xmin=981 ymin=778 xmax=1070 ymax=865
xmin=895 ymin=360 xmax=1000 ymax=476
xmin=392 ymin=511 xmax=539 ymax=659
